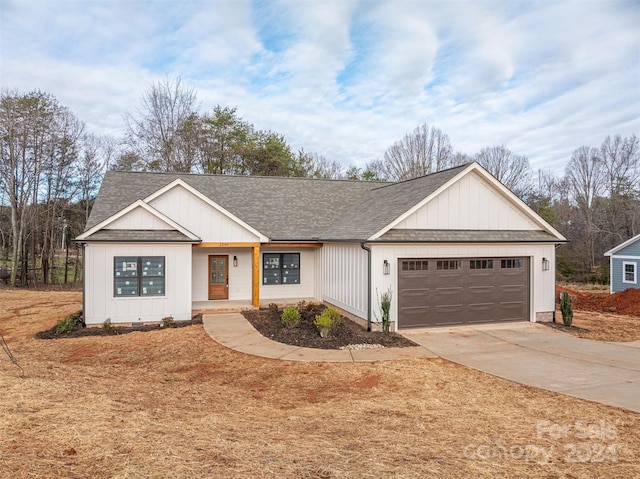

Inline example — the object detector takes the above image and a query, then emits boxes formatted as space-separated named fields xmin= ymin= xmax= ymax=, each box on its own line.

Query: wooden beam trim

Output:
xmin=252 ymin=245 xmax=260 ymax=308
xmin=193 ymin=242 xmax=260 ymax=248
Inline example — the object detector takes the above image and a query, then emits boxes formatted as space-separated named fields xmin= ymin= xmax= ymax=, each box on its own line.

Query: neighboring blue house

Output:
xmin=605 ymin=234 xmax=640 ymax=293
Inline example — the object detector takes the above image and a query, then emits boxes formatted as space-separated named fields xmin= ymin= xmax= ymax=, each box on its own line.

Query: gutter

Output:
xmin=360 ymin=242 xmax=372 ymax=332
xmin=80 ymin=243 xmax=86 ymax=327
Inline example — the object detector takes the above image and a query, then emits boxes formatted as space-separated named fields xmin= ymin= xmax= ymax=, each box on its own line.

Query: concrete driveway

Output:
xmin=402 ymin=323 xmax=640 ymax=413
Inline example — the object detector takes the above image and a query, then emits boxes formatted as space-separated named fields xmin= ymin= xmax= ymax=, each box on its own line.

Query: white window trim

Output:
xmin=622 ymin=261 xmax=637 ymax=284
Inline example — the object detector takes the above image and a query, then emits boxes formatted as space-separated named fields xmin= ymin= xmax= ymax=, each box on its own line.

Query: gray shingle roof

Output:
xmin=326 ymin=165 xmax=467 ymax=240
xmin=377 ymin=229 xmax=563 ymax=243
xmin=85 ymin=171 xmax=389 ymax=241
xmin=83 ymin=164 xmax=560 ymax=244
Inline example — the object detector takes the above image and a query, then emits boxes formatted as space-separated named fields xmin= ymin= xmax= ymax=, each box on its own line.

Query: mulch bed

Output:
xmin=242 ymin=303 xmax=416 ymax=350
xmin=35 ymin=315 xmax=203 ymax=339
xmin=542 ymin=322 xmax=590 ymax=335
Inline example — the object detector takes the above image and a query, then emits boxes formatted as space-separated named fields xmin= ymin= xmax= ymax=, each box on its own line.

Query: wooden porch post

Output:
xmin=252 ymin=245 xmax=260 ymax=308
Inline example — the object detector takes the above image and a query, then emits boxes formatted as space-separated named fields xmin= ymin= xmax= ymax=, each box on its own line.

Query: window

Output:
xmin=501 ymin=259 xmax=524 ymax=269
xmin=114 ymin=257 xmax=165 ymax=297
xmin=623 ymin=262 xmax=636 ymax=284
xmin=470 ymin=259 xmax=493 ymax=269
xmin=263 ymin=253 xmax=300 ymax=285
xmin=437 ymin=260 xmax=461 ymax=270
xmin=401 ymin=260 xmax=429 ymax=271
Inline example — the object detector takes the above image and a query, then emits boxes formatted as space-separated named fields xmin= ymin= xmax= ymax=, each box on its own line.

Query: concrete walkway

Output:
xmin=402 ymin=323 xmax=640 ymax=413
xmin=202 ymin=313 xmax=436 ymax=362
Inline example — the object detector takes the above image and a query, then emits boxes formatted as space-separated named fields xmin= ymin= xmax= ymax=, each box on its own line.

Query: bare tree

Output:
xmin=564 ymin=146 xmax=604 ymax=272
xmin=381 ymin=124 xmax=454 ymax=181
xmin=473 ymin=145 xmax=532 ymax=197
xmin=0 ymin=90 xmax=56 ymax=285
xmin=125 ymin=77 xmax=199 ymax=172
xmin=296 ymin=150 xmax=342 ymax=179
xmin=598 ymin=134 xmax=640 ymax=242
xmin=78 ymin=133 xmax=107 ymax=222
xmin=39 ymin=105 xmax=85 ymax=283
xmin=600 ymin=134 xmax=639 ymax=197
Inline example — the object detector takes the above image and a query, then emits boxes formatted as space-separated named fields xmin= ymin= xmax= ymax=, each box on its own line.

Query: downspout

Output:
xmin=81 ymin=243 xmax=86 ymax=327
xmin=360 ymin=242 xmax=372 ymax=332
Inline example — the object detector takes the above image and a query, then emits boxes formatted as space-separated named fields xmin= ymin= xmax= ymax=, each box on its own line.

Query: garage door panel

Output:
xmin=468 ymin=285 xmax=495 ymax=295
xmin=436 ymin=286 xmax=463 ymax=296
xmin=398 ymin=257 xmax=530 ymax=328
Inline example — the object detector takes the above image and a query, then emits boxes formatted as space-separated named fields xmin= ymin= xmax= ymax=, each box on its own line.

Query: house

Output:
xmin=75 ymin=162 xmax=566 ymax=331
xmin=604 ymin=234 xmax=640 ymax=293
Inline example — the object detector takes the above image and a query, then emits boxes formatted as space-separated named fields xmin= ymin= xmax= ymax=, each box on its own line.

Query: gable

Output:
xmin=147 ymin=183 xmax=262 ymax=243
xmin=76 ymin=199 xmax=200 ymax=242
xmin=609 ymin=238 xmax=640 ymax=257
xmin=107 ymin=205 xmax=173 ymax=230
xmin=605 ymin=234 xmax=640 ymax=257
xmin=392 ymin=170 xmax=541 ymax=231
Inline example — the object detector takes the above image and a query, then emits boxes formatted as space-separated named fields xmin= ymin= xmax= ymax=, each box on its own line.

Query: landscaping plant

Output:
xmin=314 ymin=307 xmax=341 ymax=338
xmin=268 ymin=303 xmax=280 ymax=319
xmin=102 ymin=318 xmax=115 ymax=333
xmin=55 ymin=310 xmax=83 ymax=334
xmin=560 ymin=291 xmax=573 ymax=327
xmin=161 ymin=316 xmax=175 ymax=328
xmin=376 ymin=288 xmax=392 ymax=335
xmin=281 ymin=306 xmax=301 ymax=329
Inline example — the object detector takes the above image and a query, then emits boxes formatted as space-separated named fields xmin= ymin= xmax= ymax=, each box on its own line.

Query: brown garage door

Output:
xmin=398 ymin=257 xmax=530 ymax=328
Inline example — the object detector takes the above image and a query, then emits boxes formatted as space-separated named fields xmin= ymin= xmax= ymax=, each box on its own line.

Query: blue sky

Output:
xmin=1 ymin=0 xmax=639 ymax=172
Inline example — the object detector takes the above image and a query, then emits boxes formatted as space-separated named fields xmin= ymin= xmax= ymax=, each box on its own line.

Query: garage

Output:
xmin=398 ymin=257 xmax=530 ymax=328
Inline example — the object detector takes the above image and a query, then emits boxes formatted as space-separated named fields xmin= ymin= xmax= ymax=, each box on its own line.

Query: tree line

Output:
xmin=1 ymin=78 xmax=638 ymax=286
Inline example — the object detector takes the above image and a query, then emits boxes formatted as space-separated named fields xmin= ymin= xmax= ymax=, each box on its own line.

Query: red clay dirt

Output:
xmin=556 ymin=285 xmax=640 ymax=316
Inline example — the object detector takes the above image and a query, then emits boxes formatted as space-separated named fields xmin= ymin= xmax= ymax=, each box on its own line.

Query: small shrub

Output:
xmin=56 ymin=311 xmax=82 ymax=334
xmin=161 ymin=316 xmax=175 ymax=328
xmin=103 ymin=318 xmax=114 ymax=333
xmin=560 ymin=292 xmax=573 ymax=327
xmin=325 ymin=307 xmax=342 ymax=329
xmin=268 ymin=303 xmax=280 ymax=318
xmin=281 ymin=306 xmax=301 ymax=329
xmin=375 ymin=288 xmax=392 ymax=335
xmin=296 ymin=301 xmax=318 ymax=321
xmin=314 ymin=307 xmax=342 ymax=338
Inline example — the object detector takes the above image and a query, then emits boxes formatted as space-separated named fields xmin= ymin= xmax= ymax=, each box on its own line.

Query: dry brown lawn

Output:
xmin=1 ymin=289 xmax=638 ymax=479
xmin=547 ymin=309 xmax=640 ymax=342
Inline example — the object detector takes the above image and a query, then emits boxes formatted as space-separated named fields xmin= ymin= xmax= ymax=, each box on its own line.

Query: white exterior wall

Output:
xmin=108 ymin=207 xmax=172 ymax=230
xmin=84 ymin=243 xmax=192 ymax=325
xmin=395 ymin=172 xmax=539 ymax=231
xmin=320 ymin=243 xmax=368 ymax=319
xmin=149 ymin=185 xmax=259 ymax=242
xmin=192 ymin=248 xmax=253 ymax=301
xmin=369 ymin=243 xmax=556 ymax=331
xmin=260 ymin=248 xmax=319 ymax=300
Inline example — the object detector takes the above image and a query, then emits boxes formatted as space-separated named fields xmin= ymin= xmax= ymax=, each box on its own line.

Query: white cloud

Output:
xmin=1 ymin=0 xmax=638 ymax=173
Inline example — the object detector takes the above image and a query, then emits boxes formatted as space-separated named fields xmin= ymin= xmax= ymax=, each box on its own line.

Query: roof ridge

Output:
xmin=105 ymin=169 xmax=392 ymax=185
xmin=370 ymin=163 xmax=470 ymax=191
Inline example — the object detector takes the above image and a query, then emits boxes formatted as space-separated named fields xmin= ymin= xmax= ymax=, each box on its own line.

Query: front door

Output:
xmin=208 ymin=255 xmax=229 ymax=300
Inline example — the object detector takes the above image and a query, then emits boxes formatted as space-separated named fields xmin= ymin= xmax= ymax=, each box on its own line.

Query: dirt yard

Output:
xmin=552 ymin=285 xmax=640 ymax=342
xmin=1 ymin=289 xmax=639 ymax=478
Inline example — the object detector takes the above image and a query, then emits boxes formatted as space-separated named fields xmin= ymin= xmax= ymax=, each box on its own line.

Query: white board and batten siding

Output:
xmin=321 ymin=243 xmax=368 ymax=319
xmin=84 ymin=243 xmax=192 ymax=325
xmin=148 ymin=184 xmax=260 ymax=243
xmin=395 ymin=171 xmax=539 ymax=231
xmin=370 ymin=243 xmax=557 ymax=329
xmin=107 ymin=206 xmax=173 ymax=230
